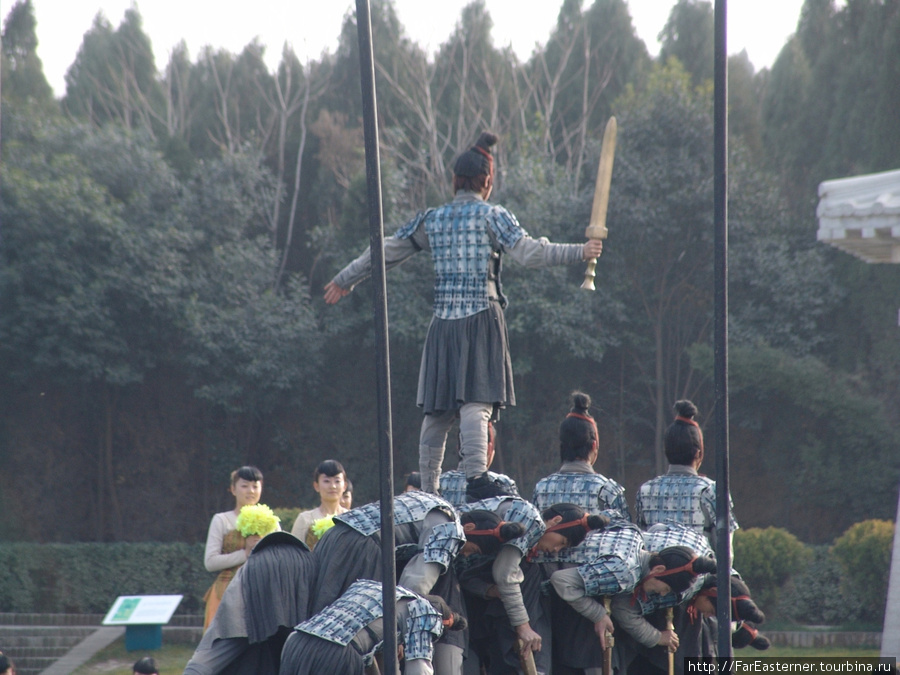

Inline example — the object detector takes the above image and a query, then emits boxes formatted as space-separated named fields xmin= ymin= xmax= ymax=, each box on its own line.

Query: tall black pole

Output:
xmin=713 ymin=0 xmax=733 ymax=659
xmin=355 ymin=1 xmax=398 ymax=670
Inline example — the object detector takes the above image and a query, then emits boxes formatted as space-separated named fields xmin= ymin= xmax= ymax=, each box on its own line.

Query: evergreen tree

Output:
xmin=658 ymin=0 xmax=714 ymax=86
xmin=62 ymin=8 xmax=164 ymax=134
xmin=0 ymin=0 xmax=54 ymax=109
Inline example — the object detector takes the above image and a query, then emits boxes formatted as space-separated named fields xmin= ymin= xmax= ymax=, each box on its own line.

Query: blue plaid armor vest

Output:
xmin=395 ymin=199 xmax=524 ymax=320
xmin=636 ymin=474 xmax=738 ymax=533
xmin=569 ymin=523 xmax=647 ymax=598
xmin=532 ymin=472 xmax=631 ymax=522
xmin=337 ymin=491 xmax=457 ymax=536
xmin=439 ymin=470 xmax=519 ymax=508
xmin=459 ymin=496 xmax=545 ymax=558
xmin=296 ymin=579 xmax=442 ymax=664
xmin=337 ymin=492 xmax=463 ymax=569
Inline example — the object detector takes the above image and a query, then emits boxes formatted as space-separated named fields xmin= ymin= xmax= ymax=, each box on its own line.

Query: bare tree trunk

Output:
xmin=276 ymin=74 xmax=312 ymax=289
xmin=207 ymin=54 xmax=237 ymax=154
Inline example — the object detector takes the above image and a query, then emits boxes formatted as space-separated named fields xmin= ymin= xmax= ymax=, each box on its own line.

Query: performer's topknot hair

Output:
xmin=650 ymin=546 xmax=716 ymax=594
xmin=461 ymin=510 xmax=525 ymax=556
xmin=571 ymin=391 xmax=591 ymax=413
xmin=665 ymin=400 xmax=703 ymax=465
xmin=673 ymin=400 xmax=698 ymax=419
xmin=560 ymin=391 xmax=597 ymax=462
xmin=474 ymin=131 xmax=498 ymax=151
xmin=453 ymin=131 xmax=498 ymax=178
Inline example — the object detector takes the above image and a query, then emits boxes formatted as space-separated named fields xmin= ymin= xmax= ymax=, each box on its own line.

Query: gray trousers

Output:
xmin=419 ymin=402 xmax=493 ymax=493
xmin=433 ymin=643 xmax=464 ymax=675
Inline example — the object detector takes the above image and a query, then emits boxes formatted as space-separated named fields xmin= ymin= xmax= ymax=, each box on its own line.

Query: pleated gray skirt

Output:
xmin=280 ymin=630 xmax=365 ymax=675
xmin=417 ymin=301 xmax=515 ymax=414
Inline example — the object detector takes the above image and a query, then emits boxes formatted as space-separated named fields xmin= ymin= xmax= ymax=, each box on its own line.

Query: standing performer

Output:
xmin=532 ymin=391 xmax=630 ymax=522
xmin=280 ymin=579 xmax=464 ymax=675
xmin=324 ymin=131 xmax=605 ymax=501
xmin=202 ymin=466 xmax=269 ymax=631
xmin=635 ymin=400 xmax=739 ymax=558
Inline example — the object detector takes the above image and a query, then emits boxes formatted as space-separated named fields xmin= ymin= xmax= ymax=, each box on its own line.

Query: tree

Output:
xmin=599 ymin=61 xmax=717 ymax=475
xmin=63 ymin=8 xmax=164 ymax=134
xmin=0 ymin=118 xmax=323 ymax=541
xmin=0 ymin=123 xmax=186 ymax=540
xmin=0 ymin=0 xmax=54 ymax=110
xmin=521 ymin=0 xmax=649 ymax=183
xmin=658 ymin=0 xmax=714 ymax=86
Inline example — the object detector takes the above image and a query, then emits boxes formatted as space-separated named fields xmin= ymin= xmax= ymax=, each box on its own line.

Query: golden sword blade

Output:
xmin=581 ymin=116 xmax=617 ymax=291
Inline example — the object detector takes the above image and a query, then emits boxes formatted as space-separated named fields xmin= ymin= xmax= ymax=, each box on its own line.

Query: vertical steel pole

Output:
xmin=713 ymin=0 xmax=733 ymax=660
xmin=355 ymin=1 xmax=398 ymax=670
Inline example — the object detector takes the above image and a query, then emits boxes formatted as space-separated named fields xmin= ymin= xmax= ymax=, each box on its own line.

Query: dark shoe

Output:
xmin=465 ymin=473 xmax=512 ymax=502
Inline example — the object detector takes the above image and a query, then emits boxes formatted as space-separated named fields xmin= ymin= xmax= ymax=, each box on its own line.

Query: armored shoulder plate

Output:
xmin=297 ymin=580 xmax=425 ymax=650
xmin=337 ymin=492 xmax=457 ymax=536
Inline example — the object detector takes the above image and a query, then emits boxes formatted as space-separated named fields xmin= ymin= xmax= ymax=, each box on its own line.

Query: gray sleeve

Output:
xmin=331 ymin=235 xmax=423 ymax=290
xmin=204 ymin=513 xmax=246 ymax=572
xmin=398 ymin=510 xmax=452 ymax=594
xmin=549 ymin=567 xmax=609 ymax=623
xmin=610 ymin=593 xmax=661 ymax=648
xmin=290 ymin=510 xmax=314 ymax=542
xmin=503 ymin=235 xmax=584 ymax=268
xmin=493 ymin=545 xmax=529 ymax=626
xmin=398 ymin=554 xmax=442 ymax=596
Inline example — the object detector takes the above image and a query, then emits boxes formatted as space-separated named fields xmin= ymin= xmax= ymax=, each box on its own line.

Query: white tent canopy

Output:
xmin=816 ymin=168 xmax=900 ymax=263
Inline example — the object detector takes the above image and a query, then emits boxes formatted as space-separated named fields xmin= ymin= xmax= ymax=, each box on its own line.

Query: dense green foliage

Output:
xmin=831 ymin=519 xmax=894 ymax=623
xmin=757 ymin=520 xmax=894 ymax=627
xmin=734 ymin=527 xmax=813 ymax=613
xmin=0 ymin=0 xmax=898 ymax=552
xmin=0 ymin=543 xmax=208 ymax=613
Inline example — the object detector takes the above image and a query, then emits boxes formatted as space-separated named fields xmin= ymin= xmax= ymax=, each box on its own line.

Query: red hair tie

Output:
xmin=675 ymin=415 xmax=698 ymax=427
xmin=545 ymin=512 xmax=592 ymax=535
xmin=471 ymin=145 xmax=494 ymax=177
xmin=674 ymin=415 xmax=704 ymax=453
xmin=645 ymin=556 xmax=699 ymax=583
xmin=567 ymin=412 xmax=598 ymax=439
xmin=465 ymin=522 xmax=509 ymax=540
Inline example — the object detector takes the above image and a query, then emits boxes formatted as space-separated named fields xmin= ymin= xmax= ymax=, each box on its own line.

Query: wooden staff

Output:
xmin=666 ymin=607 xmax=676 ymax=675
xmin=581 ymin=116 xmax=617 ymax=291
xmin=602 ymin=597 xmax=615 ymax=675
xmin=517 ymin=639 xmax=538 ymax=675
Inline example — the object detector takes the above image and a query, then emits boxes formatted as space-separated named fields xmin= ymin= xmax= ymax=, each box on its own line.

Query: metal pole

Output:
xmin=355 ymin=1 xmax=398 ymax=670
xmin=713 ymin=0 xmax=733 ymax=660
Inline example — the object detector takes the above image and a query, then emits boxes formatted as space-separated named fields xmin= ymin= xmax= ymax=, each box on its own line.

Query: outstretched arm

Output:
xmin=503 ymin=236 xmax=603 ymax=268
xmin=324 ymin=235 xmax=424 ymax=303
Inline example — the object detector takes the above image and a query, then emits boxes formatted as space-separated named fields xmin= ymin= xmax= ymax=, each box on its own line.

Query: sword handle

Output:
xmin=581 ymin=258 xmax=598 ymax=291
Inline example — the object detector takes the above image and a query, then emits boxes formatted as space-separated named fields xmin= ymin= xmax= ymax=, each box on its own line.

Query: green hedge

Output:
xmin=0 ymin=543 xmax=209 ymax=614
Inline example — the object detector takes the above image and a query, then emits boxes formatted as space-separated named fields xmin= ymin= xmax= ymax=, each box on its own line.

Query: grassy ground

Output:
xmin=751 ymin=646 xmax=880 ymax=657
xmin=73 ymin=638 xmax=880 ymax=673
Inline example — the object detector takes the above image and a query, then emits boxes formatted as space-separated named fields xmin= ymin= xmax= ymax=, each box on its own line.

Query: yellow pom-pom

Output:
xmin=311 ymin=515 xmax=336 ymax=539
xmin=235 ymin=503 xmax=280 ymax=537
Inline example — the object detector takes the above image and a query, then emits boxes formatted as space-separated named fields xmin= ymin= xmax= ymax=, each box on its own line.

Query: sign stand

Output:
xmin=102 ymin=595 xmax=183 ymax=651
